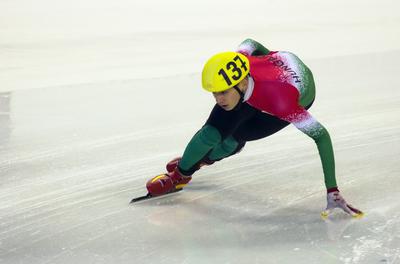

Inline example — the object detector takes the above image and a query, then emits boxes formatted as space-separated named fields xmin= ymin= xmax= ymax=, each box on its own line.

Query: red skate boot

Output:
xmin=146 ymin=168 xmax=192 ymax=197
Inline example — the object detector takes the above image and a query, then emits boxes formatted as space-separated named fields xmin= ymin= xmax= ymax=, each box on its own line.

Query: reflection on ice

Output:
xmin=0 ymin=92 xmax=11 ymax=146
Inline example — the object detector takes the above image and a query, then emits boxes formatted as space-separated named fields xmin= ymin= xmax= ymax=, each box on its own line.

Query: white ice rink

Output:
xmin=1 ymin=0 xmax=400 ymax=263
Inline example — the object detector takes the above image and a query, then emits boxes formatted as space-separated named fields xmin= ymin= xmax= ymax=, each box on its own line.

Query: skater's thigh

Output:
xmin=233 ymin=111 xmax=290 ymax=142
xmin=205 ymin=103 xmax=258 ymax=139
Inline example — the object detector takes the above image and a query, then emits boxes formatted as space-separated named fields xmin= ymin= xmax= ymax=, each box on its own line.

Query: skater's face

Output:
xmin=213 ymin=88 xmax=241 ymax=111
xmin=212 ymin=78 xmax=248 ymax=111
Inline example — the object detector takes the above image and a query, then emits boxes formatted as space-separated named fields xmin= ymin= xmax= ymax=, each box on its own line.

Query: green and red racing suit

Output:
xmin=178 ymin=39 xmax=337 ymax=190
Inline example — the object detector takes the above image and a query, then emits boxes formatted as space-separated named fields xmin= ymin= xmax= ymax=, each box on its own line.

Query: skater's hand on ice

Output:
xmin=321 ymin=189 xmax=363 ymax=219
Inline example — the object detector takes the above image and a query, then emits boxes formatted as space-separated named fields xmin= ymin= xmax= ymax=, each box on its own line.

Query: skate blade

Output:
xmin=130 ymin=188 xmax=183 ymax=204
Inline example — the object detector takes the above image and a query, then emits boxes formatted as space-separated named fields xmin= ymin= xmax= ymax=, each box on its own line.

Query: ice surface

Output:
xmin=1 ymin=0 xmax=400 ymax=263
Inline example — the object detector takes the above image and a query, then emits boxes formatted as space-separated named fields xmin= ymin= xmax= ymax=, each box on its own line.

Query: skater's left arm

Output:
xmin=282 ymin=108 xmax=337 ymax=190
xmin=286 ymin=108 xmax=363 ymax=217
xmin=264 ymin=81 xmax=363 ymax=217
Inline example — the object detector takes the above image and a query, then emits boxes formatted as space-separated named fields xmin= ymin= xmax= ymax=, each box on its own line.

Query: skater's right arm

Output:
xmin=237 ymin=38 xmax=270 ymax=56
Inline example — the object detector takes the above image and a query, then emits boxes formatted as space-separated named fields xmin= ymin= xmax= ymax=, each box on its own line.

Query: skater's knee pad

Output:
xmin=221 ymin=136 xmax=240 ymax=154
xmin=231 ymin=141 xmax=246 ymax=155
xmin=208 ymin=136 xmax=244 ymax=161
xmin=198 ymin=125 xmax=222 ymax=147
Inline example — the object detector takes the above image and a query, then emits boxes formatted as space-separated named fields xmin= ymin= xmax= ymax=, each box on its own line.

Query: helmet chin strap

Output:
xmin=233 ymin=85 xmax=245 ymax=101
xmin=232 ymin=85 xmax=245 ymax=111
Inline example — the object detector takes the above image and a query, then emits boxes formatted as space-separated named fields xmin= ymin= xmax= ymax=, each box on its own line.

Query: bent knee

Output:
xmin=198 ymin=125 xmax=222 ymax=146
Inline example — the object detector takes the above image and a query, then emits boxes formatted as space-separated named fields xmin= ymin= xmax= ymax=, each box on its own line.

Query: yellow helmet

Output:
xmin=202 ymin=52 xmax=250 ymax=92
